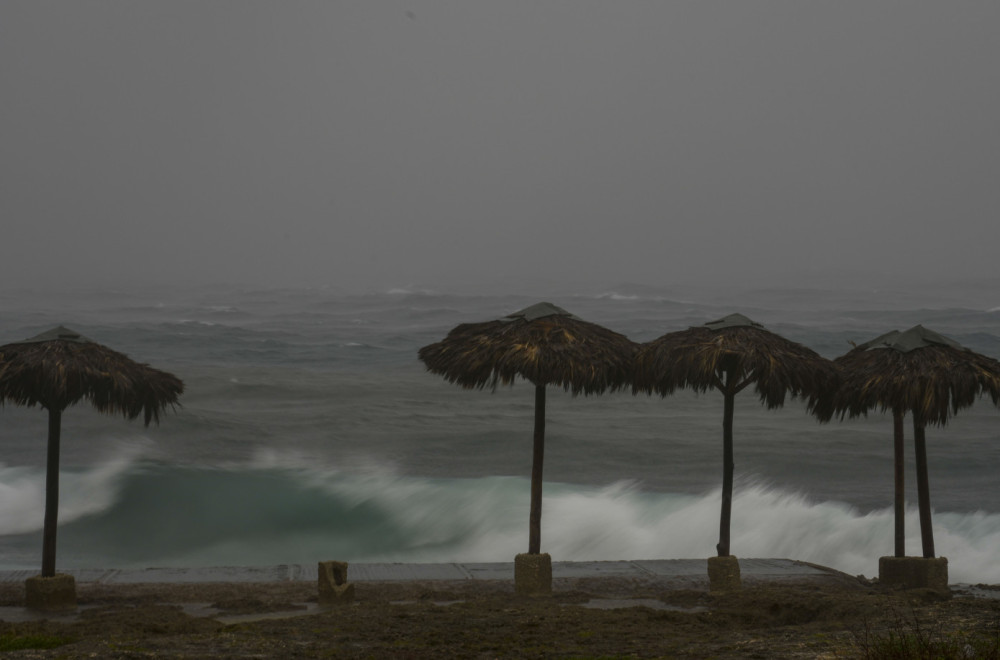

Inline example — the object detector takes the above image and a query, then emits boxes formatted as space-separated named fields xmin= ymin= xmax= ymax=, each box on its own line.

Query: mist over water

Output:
xmin=1 ymin=282 xmax=999 ymax=582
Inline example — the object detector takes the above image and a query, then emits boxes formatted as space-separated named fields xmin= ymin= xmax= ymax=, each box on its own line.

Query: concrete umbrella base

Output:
xmin=878 ymin=556 xmax=948 ymax=591
xmin=25 ymin=573 xmax=76 ymax=611
xmin=707 ymin=556 xmax=742 ymax=592
xmin=515 ymin=553 xmax=552 ymax=596
xmin=318 ymin=561 xmax=355 ymax=606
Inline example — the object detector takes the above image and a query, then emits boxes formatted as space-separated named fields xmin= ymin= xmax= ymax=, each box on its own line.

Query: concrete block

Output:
xmin=515 ymin=553 xmax=552 ymax=596
xmin=318 ymin=561 xmax=355 ymax=605
xmin=707 ymin=555 xmax=742 ymax=591
xmin=25 ymin=574 xmax=76 ymax=611
xmin=878 ymin=556 xmax=949 ymax=591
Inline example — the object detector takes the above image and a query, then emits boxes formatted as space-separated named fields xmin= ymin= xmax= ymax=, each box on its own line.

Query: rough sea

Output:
xmin=1 ymin=281 xmax=999 ymax=583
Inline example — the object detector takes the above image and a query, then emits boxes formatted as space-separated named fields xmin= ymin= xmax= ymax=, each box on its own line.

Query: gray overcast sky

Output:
xmin=2 ymin=2 xmax=998 ymax=293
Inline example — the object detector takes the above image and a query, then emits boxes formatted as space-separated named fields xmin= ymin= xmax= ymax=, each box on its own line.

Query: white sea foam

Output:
xmin=0 ymin=464 xmax=45 ymax=535
xmin=0 ymin=453 xmax=139 ymax=535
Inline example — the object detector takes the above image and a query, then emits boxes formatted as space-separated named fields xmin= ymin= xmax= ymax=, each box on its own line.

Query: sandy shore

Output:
xmin=2 ymin=571 xmax=1000 ymax=658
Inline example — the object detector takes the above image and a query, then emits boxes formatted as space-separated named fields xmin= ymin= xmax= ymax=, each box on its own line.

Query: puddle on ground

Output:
xmin=573 ymin=599 xmax=707 ymax=612
xmin=0 ymin=602 xmax=326 ymax=625
xmin=0 ymin=604 xmax=98 ymax=623
xmin=951 ymin=585 xmax=1000 ymax=600
xmin=1 ymin=598 xmax=707 ymax=625
xmin=212 ymin=603 xmax=325 ymax=624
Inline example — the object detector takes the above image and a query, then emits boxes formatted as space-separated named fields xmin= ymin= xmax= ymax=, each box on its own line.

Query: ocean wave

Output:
xmin=2 ymin=458 xmax=999 ymax=583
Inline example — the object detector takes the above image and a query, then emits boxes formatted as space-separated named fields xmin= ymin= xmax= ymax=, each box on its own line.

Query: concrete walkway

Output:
xmin=0 ymin=558 xmax=844 ymax=584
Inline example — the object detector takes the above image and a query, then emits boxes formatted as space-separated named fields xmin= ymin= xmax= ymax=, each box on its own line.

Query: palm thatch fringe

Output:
xmin=633 ymin=323 xmax=838 ymax=407
xmin=816 ymin=343 xmax=1000 ymax=426
xmin=418 ymin=314 xmax=637 ymax=395
xmin=0 ymin=337 xmax=183 ymax=424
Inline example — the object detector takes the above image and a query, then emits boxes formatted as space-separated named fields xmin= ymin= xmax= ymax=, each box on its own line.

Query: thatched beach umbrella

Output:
xmin=0 ymin=326 xmax=183 ymax=578
xmin=418 ymin=303 xmax=636 ymax=556
xmin=633 ymin=313 xmax=837 ymax=558
xmin=815 ymin=325 xmax=1000 ymax=559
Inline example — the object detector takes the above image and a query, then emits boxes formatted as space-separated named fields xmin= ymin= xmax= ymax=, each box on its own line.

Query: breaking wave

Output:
xmin=2 ymin=456 xmax=999 ymax=583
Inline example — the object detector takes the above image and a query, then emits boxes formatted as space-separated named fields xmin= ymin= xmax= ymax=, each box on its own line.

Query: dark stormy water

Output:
xmin=1 ymin=281 xmax=998 ymax=582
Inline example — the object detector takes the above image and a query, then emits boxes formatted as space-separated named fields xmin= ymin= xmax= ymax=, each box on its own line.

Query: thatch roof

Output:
xmin=417 ymin=302 xmax=637 ymax=395
xmin=816 ymin=325 xmax=1000 ymax=425
xmin=0 ymin=326 xmax=183 ymax=424
xmin=633 ymin=313 xmax=837 ymax=408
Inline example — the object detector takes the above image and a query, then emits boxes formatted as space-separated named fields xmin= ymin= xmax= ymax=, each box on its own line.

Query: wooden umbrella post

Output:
xmin=707 ymin=365 xmax=742 ymax=591
xmin=913 ymin=417 xmax=936 ymax=558
xmin=893 ymin=410 xmax=905 ymax=558
xmin=718 ymin=385 xmax=735 ymax=558
xmin=25 ymin=405 xmax=77 ymax=611
xmin=41 ymin=407 xmax=62 ymax=578
xmin=516 ymin=383 xmax=553 ymax=595
xmin=528 ymin=384 xmax=545 ymax=555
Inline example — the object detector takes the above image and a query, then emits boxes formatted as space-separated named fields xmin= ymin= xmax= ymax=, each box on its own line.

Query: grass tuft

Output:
xmin=0 ymin=633 xmax=74 ymax=651
xmin=850 ymin=606 xmax=1000 ymax=659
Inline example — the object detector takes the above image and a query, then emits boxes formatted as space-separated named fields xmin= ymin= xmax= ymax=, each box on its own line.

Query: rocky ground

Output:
xmin=2 ymin=576 xmax=1000 ymax=658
